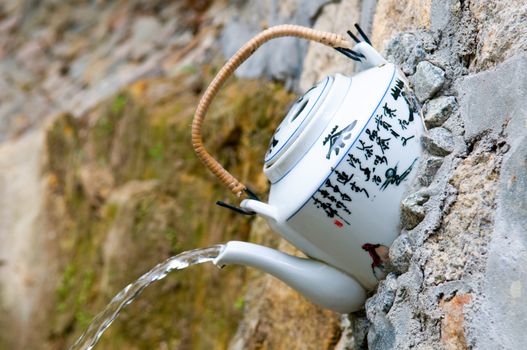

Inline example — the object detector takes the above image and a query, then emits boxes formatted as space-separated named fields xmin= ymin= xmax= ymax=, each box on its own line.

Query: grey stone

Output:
xmin=219 ymin=0 xmax=330 ymax=88
xmin=358 ymin=0 xmax=377 ymax=41
xmin=382 ymin=266 xmax=424 ymax=349
xmin=422 ymin=127 xmax=454 ymax=156
xmin=350 ymin=314 xmax=370 ymax=350
xmin=410 ymin=61 xmax=446 ymax=102
xmin=371 ymin=274 xmax=398 ymax=314
xmin=430 ymin=0 xmax=457 ymax=32
xmin=400 ymin=191 xmax=430 ymax=230
xmin=424 ymin=96 xmax=457 ymax=128
xmin=388 ymin=233 xmax=413 ymax=273
xmin=130 ymin=16 xmax=163 ymax=60
xmin=431 ymin=280 xmax=472 ymax=301
xmin=366 ymin=273 xmax=398 ymax=350
xmin=131 ymin=17 xmax=163 ymax=43
xmin=319 ymin=8 xmax=527 ymax=350
xmin=298 ymin=0 xmax=361 ymax=90
xmin=418 ymin=155 xmax=444 ymax=186
xmin=470 ymin=0 xmax=527 ymax=71
xmin=367 ymin=315 xmax=395 ymax=350
xmin=457 ymin=53 xmax=527 ymax=142
xmin=395 ymin=265 xmax=423 ymax=301
xmin=336 ymin=313 xmax=370 ymax=350
xmin=385 ymin=32 xmax=427 ymax=75
xmin=470 ymin=136 xmax=527 ymax=349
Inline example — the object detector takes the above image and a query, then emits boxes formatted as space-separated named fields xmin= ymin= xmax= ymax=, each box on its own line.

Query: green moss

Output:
xmin=147 ymin=142 xmax=165 ymax=161
xmin=111 ymin=94 xmax=128 ymax=115
xmin=45 ymin=113 xmax=80 ymax=189
xmin=53 ymin=237 xmax=99 ymax=333
xmin=233 ymin=296 xmax=245 ymax=311
xmin=74 ymin=309 xmax=93 ymax=331
xmin=56 ymin=263 xmax=76 ymax=312
xmin=104 ymin=203 xmax=119 ymax=221
xmin=180 ymin=64 xmax=198 ymax=75
xmin=163 ymin=227 xmax=180 ymax=253
xmin=45 ymin=69 xmax=295 ymax=349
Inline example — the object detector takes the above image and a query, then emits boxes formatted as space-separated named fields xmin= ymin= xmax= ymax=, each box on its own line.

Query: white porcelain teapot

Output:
xmin=192 ymin=24 xmax=425 ymax=313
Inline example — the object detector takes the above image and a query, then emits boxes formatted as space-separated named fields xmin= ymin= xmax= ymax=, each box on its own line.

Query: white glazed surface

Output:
xmin=264 ymin=76 xmax=332 ymax=165
xmin=264 ymin=74 xmax=351 ymax=183
xmin=214 ymin=241 xmax=366 ymax=313
xmin=243 ymin=63 xmax=425 ymax=290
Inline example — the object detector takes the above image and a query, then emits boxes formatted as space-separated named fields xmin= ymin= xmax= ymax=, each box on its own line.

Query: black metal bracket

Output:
xmin=334 ymin=23 xmax=372 ymax=62
xmin=353 ymin=23 xmax=372 ymax=45
xmin=216 ymin=187 xmax=261 ymax=216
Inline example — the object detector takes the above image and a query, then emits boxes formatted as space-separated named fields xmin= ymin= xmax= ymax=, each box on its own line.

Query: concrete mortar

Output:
xmin=338 ymin=0 xmax=527 ymax=348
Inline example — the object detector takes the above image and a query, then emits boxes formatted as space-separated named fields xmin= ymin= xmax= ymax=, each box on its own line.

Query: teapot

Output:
xmin=192 ymin=24 xmax=425 ymax=313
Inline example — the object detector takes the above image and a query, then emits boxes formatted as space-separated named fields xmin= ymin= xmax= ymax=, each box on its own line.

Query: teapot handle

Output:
xmin=192 ymin=25 xmax=359 ymax=197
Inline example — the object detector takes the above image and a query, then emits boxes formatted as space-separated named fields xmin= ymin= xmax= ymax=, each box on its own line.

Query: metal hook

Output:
xmin=216 ymin=201 xmax=256 ymax=215
xmin=346 ymin=30 xmax=361 ymax=44
xmin=334 ymin=47 xmax=365 ymax=62
xmin=335 ymin=23 xmax=372 ymax=62
xmin=215 ymin=187 xmax=260 ymax=216
xmin=354 ymin=23 xmax=372 ymax=45
xmin=244 ymin=187 xmax=260 ymax=201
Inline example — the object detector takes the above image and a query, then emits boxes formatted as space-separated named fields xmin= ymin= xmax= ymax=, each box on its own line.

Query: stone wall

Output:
xmin=228 ymin=0 xmax=527 ymax=349
xmin=303 ymin=1 xmax=526 ymax=349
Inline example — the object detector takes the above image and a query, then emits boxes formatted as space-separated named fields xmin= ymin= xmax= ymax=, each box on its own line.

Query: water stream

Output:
xmin=69 ymin=245 xmax=224 ymax=350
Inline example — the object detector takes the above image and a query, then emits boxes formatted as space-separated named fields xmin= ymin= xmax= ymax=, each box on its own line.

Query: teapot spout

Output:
xmin=240 ymin=199 xmax=278 ymax=221
xmin=214 ymin=241 xmax=366 ymax=313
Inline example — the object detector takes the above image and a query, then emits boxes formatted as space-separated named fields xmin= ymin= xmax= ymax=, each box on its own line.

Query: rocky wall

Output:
xmin=226 ymin=0 xmax=527 ymax=349
xmin=320 ymin=1 xmax=526 ymax=349
xmin=20 ymin=71 xmax=296 ymax=350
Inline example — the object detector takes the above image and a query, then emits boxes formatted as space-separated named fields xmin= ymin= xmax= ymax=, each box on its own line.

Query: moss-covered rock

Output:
xmin=43 ymin=68 xmax=299 ymax=349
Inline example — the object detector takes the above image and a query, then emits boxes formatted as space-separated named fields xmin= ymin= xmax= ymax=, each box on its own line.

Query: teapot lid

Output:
xmin=264 ymin=74 xmax=351 ymax=183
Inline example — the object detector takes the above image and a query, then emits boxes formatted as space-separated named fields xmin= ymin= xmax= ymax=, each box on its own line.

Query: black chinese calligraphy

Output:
xmin=334 ymin=170 xmax=370 ymax=198
xmin=357 ymin=139 xmax=374 ymax=159
xmin=401 ymin=134 xmax=415 ymax=146
xmin=390 ymin=79 xmax=404 ymax=100
xmin=379 ymin=157 xmax=418 ymax=191
xmin=324 ymin=179 xmax=354 ymax=203
xmin=359 ymin=164 xmax=372 ymax=182
xmin=371 ymin=175 xmax=382 ymax=186
xmin=382 ymin=103 xmax=397 ymax=119
xmin=307 ymin=73 xmax=423 ymax=227
xmin=323 ymin=120 xmax=358 ymax=159
xmin=375 ymin=113 xmax=392 ymax=131
xmin=335 ymin=169 xmax=354 ymax=185
xmin=312 ymin=195 xmax=351 ymax=226
xmin=391 ymin=78 xmax=417 ymax=124
xmin=374 ymin=155 xmax=387 ymax=165
xmin=309 ymin=172 xmax=374 ymax=227
xmin=365 ymin=128 xmax=390 ymax=154
xmin=347 ymin=153 xmax=362 ymax=168
xmin=339 ymin=77 xmax=420 ymax=196
xmin=401 ymin=90 xmax=417 ymax=122
xmin=390 ymin=129 xmax=400 ymax=139
xmin=398 ymin=118 xmax=409 ymax=130
xmin=318 ymin=190 xmax=351 ymax=214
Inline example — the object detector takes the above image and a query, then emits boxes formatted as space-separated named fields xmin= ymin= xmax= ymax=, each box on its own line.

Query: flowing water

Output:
xmin=69 ymin=245 xmax=225 ymax=350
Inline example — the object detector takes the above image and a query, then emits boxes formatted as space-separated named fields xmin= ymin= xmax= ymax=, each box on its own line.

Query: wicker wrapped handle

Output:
xmin=191 ymin=24 xmax=352 ymax=197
